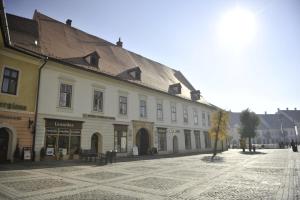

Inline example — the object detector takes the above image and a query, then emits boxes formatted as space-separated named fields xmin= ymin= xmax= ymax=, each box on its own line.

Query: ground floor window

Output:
xmin=204 ymin=131 xmax=211 ymax=148
xmin=184 ymin=130 xmax=192 ymax=150
xmin=157 ymin=128 xmax=167 ymax=151
xmin=194 ymin=130 xmax=201 ymax=149
xmin=45 ymin=119 xmax=82 ymax=156
xmin=114 ymin=124 xmax=128 ymax=153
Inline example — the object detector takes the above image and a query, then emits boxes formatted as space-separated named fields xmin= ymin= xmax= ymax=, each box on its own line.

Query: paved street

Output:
xmin=0 ymin=149 xmax=299 ymax=200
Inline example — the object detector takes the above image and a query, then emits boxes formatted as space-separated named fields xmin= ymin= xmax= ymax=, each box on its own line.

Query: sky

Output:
xmin=5 ymin=0 xmax=300 ymax=114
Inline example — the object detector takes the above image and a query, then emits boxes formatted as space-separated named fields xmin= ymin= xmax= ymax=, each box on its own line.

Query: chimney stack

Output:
xmin=116 ymin=37 xmax=123 ymax=47
xmin=295 ymin=108 xmax=297 ymax=111
xmin=66 ymin=19 xmax=72 ymax=26
xmin=265 ymin=111 xmax=267 ymax=115
xmin=286 ymin=107 xmax=288 ymax=110
xmin=277 ymin=108 xmax=280 ymax=111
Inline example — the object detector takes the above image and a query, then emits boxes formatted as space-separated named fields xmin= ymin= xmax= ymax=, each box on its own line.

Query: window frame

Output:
xmin=58 ymin=83 xmax=73 ymax=108
xmin=140 ymin=99 xmax=147 ymax=118
xmin=157 ymin=128 xmax=167 ymax=151
xmin=193 ymin=110 xmax=199 ymax=125
xmin=156 ymin=101 xmax=163 ymax=121
xmin=92 ymin=89 xmax=104 ymax=112
xmin=114 ymin=125 xmax=128 ymax=153
xmin=1 ymin=67 xmax=20 ymax=96
xmin=183 ymin=106 xmax=188 ymax=123
xmin=194 ymin=130 xmax=201 ymax=149
xmin=171 ymin=103 xmax=177 ymax=122
xmin=119 ymin=95 xmax=128 ymax=115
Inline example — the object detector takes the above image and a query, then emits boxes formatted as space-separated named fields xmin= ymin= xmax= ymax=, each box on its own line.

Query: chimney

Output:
xmin=277 ymin=108 xmax=280 ymax=111
xmin=286 ymin=107 xmax=288 ymax=110
xmin=295 ymin=108 xmax=297 ymax=111
xmin=66 ymin=19 xmax=72 ymax=26
xmin=265 ymin=111 xmax=267 ymax=115
xmin=116 ymin=37 xmax=123 ymax=47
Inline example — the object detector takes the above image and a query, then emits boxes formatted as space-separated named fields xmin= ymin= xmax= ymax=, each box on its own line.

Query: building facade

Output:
xmin=0 ymin=9 xmax=41 ymax=162
xmin=1 ymin=9 xmax=225 ymax=161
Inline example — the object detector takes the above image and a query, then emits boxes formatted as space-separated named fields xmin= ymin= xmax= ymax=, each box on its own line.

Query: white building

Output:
xmin=7 ymin=11 xmax=223 ymax=160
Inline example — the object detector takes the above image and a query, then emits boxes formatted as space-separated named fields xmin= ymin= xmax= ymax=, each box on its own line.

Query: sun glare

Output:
xmin=218 ymin=7 xmax=257 ymax=50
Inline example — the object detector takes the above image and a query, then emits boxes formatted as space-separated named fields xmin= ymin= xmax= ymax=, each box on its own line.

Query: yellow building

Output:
xmin=0 ymin=6 xmax=42 ymax=162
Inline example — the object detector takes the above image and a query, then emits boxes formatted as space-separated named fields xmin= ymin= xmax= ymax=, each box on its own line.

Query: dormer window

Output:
xmin=117 ymin=66 xmax=141 ymax=81
xmin=129 ymin=69 xmax=141 ymax=80
xmin=191 ymin=90 xmax=201 ymax=101
xmin=84 ymin=51 xmax=100 ymax=68
xmin=168 ymin=83 xmax=181 ymax=95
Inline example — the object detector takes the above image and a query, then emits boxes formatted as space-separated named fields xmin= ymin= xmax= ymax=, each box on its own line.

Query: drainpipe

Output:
xmin=32 ymin=58 xmax=48 ymax=161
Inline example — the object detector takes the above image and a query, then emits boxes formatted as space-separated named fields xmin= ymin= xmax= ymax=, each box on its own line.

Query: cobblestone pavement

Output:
xmin=0 ymin=149 xmax=299 ymax=200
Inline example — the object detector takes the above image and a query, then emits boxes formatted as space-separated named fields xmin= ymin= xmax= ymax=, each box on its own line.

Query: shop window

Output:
xmin=204 ymin=131 xmax=211 ymax=148
xmin=45 ymin=119 xmax=82 ymax=157
xmin=59 ymin=83 xmax=72 ymax=108
xmin=114 ymin=125 xmax=127 ymax=153
xmin=184 ymin=130 xmax=192 ymax=150
xmin=119 ymin=96 xmax=127 ymax=115
xmin=157 ymin=128 xmax=167 ymax=151
xmin=1 ymin=67 xmax=19 ymax=95
xmin=194 ymin=130 xmax=201 ymax=149
xmin=93 ymin=90 xmax=103 ymax=112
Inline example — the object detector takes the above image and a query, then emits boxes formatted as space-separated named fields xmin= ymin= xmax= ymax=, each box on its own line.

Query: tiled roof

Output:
xmin=6 ymin=11 xmax=212 ymax=106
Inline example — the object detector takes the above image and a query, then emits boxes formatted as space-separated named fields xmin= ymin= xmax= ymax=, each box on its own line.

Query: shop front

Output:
xmin=44 ymin=118 xmax=83 ymax=159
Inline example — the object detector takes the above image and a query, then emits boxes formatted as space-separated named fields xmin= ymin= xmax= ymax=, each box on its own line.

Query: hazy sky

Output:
xmin=5 ymin=0 xmax=300 ymax=114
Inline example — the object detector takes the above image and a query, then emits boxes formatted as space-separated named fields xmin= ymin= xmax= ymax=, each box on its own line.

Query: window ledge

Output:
xmin=56 ymin=107 xmax=73 ymax=113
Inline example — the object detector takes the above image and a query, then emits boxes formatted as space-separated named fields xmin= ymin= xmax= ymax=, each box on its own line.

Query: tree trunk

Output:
xmin=212 ymin=111 xmax=222 ymax=159
xmin=248 ymin=137 xmax=252 ymax=152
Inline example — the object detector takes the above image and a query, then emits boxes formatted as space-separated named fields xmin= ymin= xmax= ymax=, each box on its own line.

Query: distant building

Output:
xmin=229 ymin=108 xmax=300 ymax=148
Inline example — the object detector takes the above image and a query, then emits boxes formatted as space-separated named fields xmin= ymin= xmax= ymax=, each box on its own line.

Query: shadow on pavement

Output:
xmin=239 ymin=151 xmax=267 ymax=155
xmin=201 ymin=155 xmax=225 ymax=163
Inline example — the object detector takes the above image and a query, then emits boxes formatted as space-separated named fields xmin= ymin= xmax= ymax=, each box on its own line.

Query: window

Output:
xmin=204 ymin=131 xmax=211 ymax=148
xmin=202 ymin=112 xmax=206 ymax=127
xmin=140 ymin=99 xmax=147 ymax=118
xmin=207 ymin=113 xmax=211 ymax=127
xmin=119 ymin=96 xmax=127 ymax=115
xmin=183 ymin=106 xmax=188 ymax=123
xmin=193 ymin=110 xmax=198 ymax=125
xmin=93 ymin=90 xmax=103 ymax=112
xmin=157 ymin=102 xmax=163 ymax=121
xmin=157 ymin=128 xmax=167 ymax=151
xmin=59 ymin=83 xmax=72 ymax=108
xmin=194 ymin=130 xmax=201 ymax=149
xmin=171 ymin=104 xmax=177 ymax=122
xmin=184 ymin=130 xmax=192 ymax=150
xmin=114 ymin=125 xmax=127 ymax=153
xmin=90 ymin=54 xmax=98 ymax=67
xmin=1 ymin=67 xmax=19 ymax=95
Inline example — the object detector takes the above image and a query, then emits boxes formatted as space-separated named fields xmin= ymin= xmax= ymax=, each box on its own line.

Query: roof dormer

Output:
xmin=168 ymin=83 xmax=182 ymax=95
xmin=117 ymin=66 xmax=141 ymax=81
xmin=190 ymin=90 xmax=201 ymax=101
xmin=84 ymin=51 xmax=100 ymax=68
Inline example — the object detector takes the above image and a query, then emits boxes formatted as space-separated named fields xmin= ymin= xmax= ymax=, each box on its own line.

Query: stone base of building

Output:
xmin=0 ymin=110 xmax=34 ymax=162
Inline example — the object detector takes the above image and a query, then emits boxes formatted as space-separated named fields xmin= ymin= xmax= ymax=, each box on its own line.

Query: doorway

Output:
xmin=173 ymin=136 xmax=178 ymax=153
xmin=91 ymin=133 xmax=102 ymax=153
xmin=136 ymin=128 xmax=149 ymax=155
xmin=0 ymin=128 xmax=9 ymax=162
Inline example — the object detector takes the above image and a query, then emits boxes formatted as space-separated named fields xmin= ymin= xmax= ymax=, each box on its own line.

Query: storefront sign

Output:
xmin=0 ymin=102 xmax=27 ymax=111
xmin=0 ymin=114 xmax=21 ymax=120
xmin=46 ymin=147 xmax=54 ymax=156
xmin=168 ymin=129 xmax=180 ymax=133
xmin=45 ymin=118 xmax=83 ymax=129
xmin=23 ymin=147 xmax=32 ymax=160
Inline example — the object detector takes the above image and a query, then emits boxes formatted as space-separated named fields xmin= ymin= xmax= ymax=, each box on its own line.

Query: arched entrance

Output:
xmin=0 ymin=128 xmax=9 ymax=162
xmin=91 ymin=133 xmax=102 ymax=153
xmin=136 ymin=128 xmax=149 ymax=155
xmin=173 ymin=136 xmax=178 ymax=153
